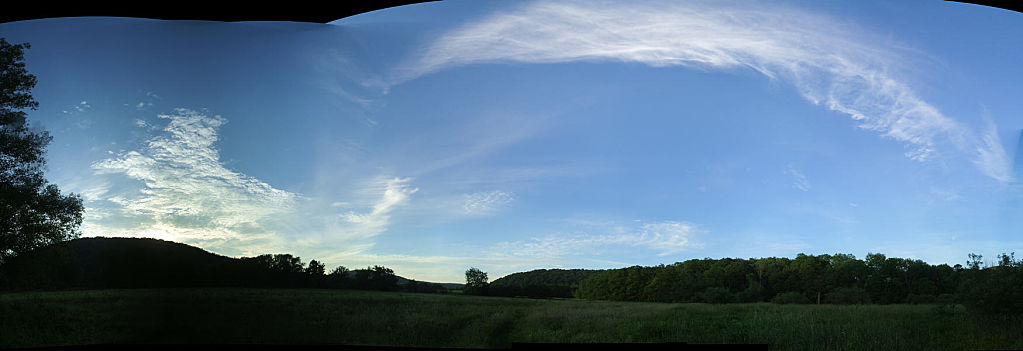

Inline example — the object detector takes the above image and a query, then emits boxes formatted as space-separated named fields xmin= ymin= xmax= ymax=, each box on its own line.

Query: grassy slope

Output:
xmin=1 ymin=288 xmax=1020 ymax=350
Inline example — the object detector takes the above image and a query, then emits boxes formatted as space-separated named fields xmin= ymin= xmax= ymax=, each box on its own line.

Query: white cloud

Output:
xmin=63 ymin=100 xmax=92 ymax=116
xmin=88 ymin=108 xmax=298 ymax=252
xmin=785 ymin=164 xmax=811 ymax=192
xmin=394 ymin=0 xmax=1010 ymax=181
xmin=973 ymin=115 xmax=1014 ymax=183
xmin=492 ymin=220 xmax=700 ymax=258
xmin=86 ymin=108 xmax=422 ymax=258
xmin=462 ymin=190 xmax=515 ymax=215
xmin=339 ymin=177 xmax=418 ymax=239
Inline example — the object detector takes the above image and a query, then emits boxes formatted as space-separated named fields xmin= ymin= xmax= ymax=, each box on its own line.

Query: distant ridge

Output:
xmin=344 ymin=269 xmax=464 ymax=290
xmin=491 ymin=268 xmax=603 ymax=288
xmin=0 ymin=237 xmax=462 ymax=290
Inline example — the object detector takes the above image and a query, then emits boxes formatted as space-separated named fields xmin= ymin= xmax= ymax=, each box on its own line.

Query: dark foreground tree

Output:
xmin=0 ymin=38 xmax=83 ymax=265
xmin=465 ymin=267 xmax=488 ymax=295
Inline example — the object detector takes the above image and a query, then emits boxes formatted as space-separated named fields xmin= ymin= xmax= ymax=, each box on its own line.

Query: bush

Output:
xmin=771 ymin=291 xmax=810 ymax=304
xmin=960 ymin=266 xmax=1023 ymax=317
xmin=933 ymin=293 xmax=961 ymax=317
xmin=697 ymin=287 xmax=736 ymax=304
xmin=736 ymin=281 xmax=765 ymax=302
xmin=906 ymin=294 xmax=937 ymax=305
xmin=824 ymin=287 xmax=871 ymax=305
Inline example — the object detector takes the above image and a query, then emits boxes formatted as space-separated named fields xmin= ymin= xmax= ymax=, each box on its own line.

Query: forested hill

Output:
xmin=0 ymin=237 xmax=242 ymax=289
xmin=485 ymin=268 xmax=603 ymax=298
xmin=0 ymin=237 xmax=456 ymax=292
xmin=491 ymin=269 xmax=603 ymax=287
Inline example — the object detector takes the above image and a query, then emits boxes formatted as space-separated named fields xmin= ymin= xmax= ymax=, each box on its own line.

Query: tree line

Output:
xmin=464 ymin=252 xmax=1023 ymax=316
xmin=576 ymin=252 xmax=1022 ymax=314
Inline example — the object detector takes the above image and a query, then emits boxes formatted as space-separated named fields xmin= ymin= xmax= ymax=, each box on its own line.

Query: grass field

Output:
xmin=1 ymin=288 xmax=1020 ymax=350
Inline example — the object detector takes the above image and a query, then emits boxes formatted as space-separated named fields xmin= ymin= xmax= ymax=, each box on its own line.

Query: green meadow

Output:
xmin=1 ymin=288 xmax=1020 ymax=350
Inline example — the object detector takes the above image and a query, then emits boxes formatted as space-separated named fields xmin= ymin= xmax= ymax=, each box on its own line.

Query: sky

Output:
xmin=0 ymin=0 xmax=1021 ymax=283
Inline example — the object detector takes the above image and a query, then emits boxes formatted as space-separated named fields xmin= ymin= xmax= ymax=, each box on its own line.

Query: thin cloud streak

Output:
xmin=491 ymin=220 xmax=701 ymax=258
xmin=395 ymin=0 xmax=1009 ymax=182
xmin=462 ymin=190 xmax=515 ymax=215
xmin=974 ymin=114 xmax=1014 ymax=183
xmin=785 ymin=164 xmax=811 ymax=192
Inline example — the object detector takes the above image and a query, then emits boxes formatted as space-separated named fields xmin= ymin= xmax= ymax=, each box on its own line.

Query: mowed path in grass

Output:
xmin=1 ymin=288 xmax=1019 ymax=350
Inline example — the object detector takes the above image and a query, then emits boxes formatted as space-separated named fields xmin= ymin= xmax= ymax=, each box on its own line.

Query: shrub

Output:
xmin=697 ymin=287 xmax=736 ymax=304
xmin=736 ymin=280 xmax=765 ymax=302
xmin=906 ymin=294 xmax=937 ymax=305
xmin=771 ymin=291 xmax=810 ymax=304
xmin=824 ymin=287 xmax=871 ymax=305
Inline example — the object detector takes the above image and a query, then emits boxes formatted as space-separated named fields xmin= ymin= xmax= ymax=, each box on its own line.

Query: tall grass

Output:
xmin=1 ymin=288 xmax=1020 ymax=349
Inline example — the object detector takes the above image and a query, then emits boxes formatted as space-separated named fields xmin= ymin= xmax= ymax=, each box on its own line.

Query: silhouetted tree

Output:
xmin=305 ymin=259 xmax=326 ymax=287
xmin=996 ymin=252 xmax=1018 ymax=267
xmin=370 ymin=265 xmax=398 ymax=291
xmin=0 ymin=38 xmax=84 ymax=265
xmin=327 ymin=265 xmax=349 ymax=288
xmin=465 ymin=267 xmax=488 ymax=295
xmin=306 ymin=260 xmax=325 ymax=275
xmin=353 ymin=267 xmax=370 ymax=289
xmin=966 ymin=253 xmax=984 ymax=270
xmin=271 ymin=254 xmax=304 ymax=273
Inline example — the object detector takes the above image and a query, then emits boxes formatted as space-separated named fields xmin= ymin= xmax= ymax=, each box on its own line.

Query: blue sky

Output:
xmin=1 ymin=0 xmax=1020 ymax=283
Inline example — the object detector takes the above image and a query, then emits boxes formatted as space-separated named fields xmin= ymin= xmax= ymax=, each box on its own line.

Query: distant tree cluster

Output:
xmin=572 ymin=252 xmax=1023 ymax=316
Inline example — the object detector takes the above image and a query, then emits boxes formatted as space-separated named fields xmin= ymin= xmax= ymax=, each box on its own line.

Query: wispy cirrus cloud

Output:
xmin=393 ymin=0 xmax=1010 ymax=182
xmin=492 ymin=220 xmax=701 ymax=258
xmin=462 ymin=190 xmax=515 ymax=215
xmin=785 ymin=164 xmax=811 ymax=192
xmin=339 ymin=177 xmax=419 ymax=240
xmin=973 ymin=114 xmax=1014 ymax=183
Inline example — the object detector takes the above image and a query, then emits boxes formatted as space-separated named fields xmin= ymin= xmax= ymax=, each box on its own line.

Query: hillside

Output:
xmin=345 ymin=269 xmax=464 ymax=290
xmin=0 ymin=237 xmax=246 ymax=290
xmin=491 ymin=268 xmax=603 ymax=287
xmin=0 ymin=237 xmax=461 ymax=291
xmin=486 ymin=268 xmax=604 ymax=298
